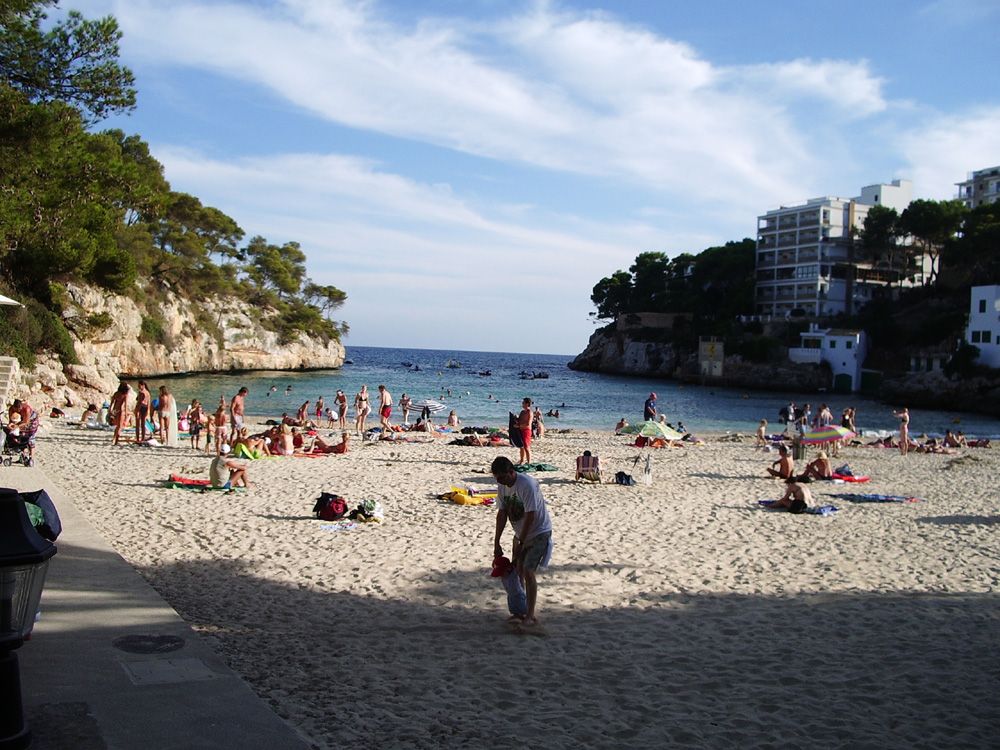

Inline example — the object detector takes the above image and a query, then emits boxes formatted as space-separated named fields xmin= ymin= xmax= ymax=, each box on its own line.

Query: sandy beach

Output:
xmin=33 ymin=423 xmax=1000 ymax=748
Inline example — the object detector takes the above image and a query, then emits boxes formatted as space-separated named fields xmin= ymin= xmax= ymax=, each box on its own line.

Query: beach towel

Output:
xmin=508 ymin=413 xmax=524 ymax=448
xmin=758 ymin=500 xmax=839 ymax=515
xmin=830 ymin=473 xmax=870 ymax=483
xmin=836 ymin=493 xmax=921 ymax=503
xmin=164 ymin=473 xmax=243 ymax=491
xmin=319 ymin=521 xmax=358 ymax=532
xmin=233 ymin=443 xmax=265 ymax=460
xmin=514 ymin=463 xmax=558 ymax=473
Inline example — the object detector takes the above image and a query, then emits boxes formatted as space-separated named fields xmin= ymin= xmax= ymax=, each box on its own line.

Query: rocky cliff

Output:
xmin=14 ymin=282 xmax=345 ymax=409
xmin=568 ymin=327 xmax=679 ymax=377
xmin=569 ymin=325 xmax=829 ymax=391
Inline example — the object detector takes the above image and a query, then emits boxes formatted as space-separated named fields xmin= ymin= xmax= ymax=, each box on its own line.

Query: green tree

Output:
xmin=860 ymin=204 xmax=903 ymax=285
xmin=0 ymin=1 xmax=136 ymax=121
xmin=244 ymin=236 xmax=307 ymax=299
xmin=898 ymin=199 xmax=967 ymax=285
xmin=146 ymin=193 xmax=243 ymax=288
xmin=590 ymin=270 xmax=633 ymax=321
xmin=942 ymin=201 xmax=1000 ymax=286
xmin=629 ymin=252 xmax=670 ymax=311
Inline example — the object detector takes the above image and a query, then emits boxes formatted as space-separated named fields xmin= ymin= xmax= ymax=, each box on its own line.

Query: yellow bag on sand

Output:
xmin=444 ymin=491 xmax=484 ymax=505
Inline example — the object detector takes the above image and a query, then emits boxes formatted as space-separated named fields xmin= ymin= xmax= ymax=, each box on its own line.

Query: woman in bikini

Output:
xmin=336 ymin=390 xmax=348 ymax=430
xmin=894 ymin=407 xmax=910 ymax=456
xmin=110 ymin=383 xmax=130 ymax=446
xmin=134 ymin=381 xmax=151 ymax=443
xmin=355 ymin=385 xmax=370 ymax=434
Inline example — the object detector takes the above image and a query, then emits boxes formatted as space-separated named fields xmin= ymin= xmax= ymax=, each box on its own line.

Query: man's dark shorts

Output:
xmin=520 ymin=531 xmax=552 ymax=572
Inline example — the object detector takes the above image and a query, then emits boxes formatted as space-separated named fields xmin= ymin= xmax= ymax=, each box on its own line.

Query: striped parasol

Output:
xmin=409 ymin=399 xmax=447 ymax=415
xmin=801 ymin=425 xmax=855 ymax=444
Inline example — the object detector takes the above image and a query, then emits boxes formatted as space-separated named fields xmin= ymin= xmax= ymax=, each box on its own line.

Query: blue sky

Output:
xmin=70 ymin=0 xmax=1000 ymax=354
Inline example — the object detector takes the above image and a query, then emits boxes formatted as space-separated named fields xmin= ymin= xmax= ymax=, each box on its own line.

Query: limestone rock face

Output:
xmin=13 ymin=282 xmax=345 ymax=410
xmin=569 ymin=327 xmax=678 ymax=376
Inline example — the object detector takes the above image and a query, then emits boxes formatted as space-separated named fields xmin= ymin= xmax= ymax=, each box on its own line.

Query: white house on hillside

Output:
xmin=966 ymin=285 xmax=1000 ymax=368
xmin=788 ymin=324 xmax=868 ymax=392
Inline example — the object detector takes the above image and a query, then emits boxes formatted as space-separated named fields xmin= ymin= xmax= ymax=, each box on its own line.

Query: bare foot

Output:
xmin=506 ymin=614 xmax=525 ymax=624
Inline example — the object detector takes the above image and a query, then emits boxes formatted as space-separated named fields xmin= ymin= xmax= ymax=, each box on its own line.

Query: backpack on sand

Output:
xmin=313 ymin=492 xmax=348 ymax=521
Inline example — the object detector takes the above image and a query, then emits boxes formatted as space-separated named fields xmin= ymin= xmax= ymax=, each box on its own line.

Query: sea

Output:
xmin=148 ymin=345 xmax=1000 ymax=438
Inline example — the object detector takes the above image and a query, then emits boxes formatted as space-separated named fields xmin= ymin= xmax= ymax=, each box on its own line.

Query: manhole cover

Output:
xmin=112 ymin=634 xmax=185 ymax=654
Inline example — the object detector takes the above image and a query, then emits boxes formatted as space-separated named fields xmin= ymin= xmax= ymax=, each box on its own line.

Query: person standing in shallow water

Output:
xmin=491 ymin=456 xmax=553 ymax=628
xmin=644 ymin=392 xmax=657 ymax=422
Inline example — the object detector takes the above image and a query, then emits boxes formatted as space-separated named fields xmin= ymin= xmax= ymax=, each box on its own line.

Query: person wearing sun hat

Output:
xmin=643 ymin=392 xmax=658 ymax=422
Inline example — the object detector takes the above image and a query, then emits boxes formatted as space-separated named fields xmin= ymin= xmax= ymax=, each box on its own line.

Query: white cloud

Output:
xmin=898 ymin=107 xmax=1000 ymax=199
xmin=731 ymin=59 xmax=887 ymax=117
xmin=153 ymin=146 xmax=655 ymax=351
xmin=96 ymin=0 xmax=892 ymax=210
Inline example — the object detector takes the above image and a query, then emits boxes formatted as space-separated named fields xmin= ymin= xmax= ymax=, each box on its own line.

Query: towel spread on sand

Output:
xmin=758 ymin=500 xmax=839 ymax=515
xmin=514 ymin=463 xmax=558 ymax=472
xmin=836 ymin=493 xmax=921 ymax=503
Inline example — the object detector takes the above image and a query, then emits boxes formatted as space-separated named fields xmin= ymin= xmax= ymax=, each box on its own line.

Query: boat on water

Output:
xmin=445 ymin=359 xmax=462 ymax=368
xmin=478 ymin=370 xmax=492 ymax=377
xmin=519 ymin=371 xmax=549 ymax=380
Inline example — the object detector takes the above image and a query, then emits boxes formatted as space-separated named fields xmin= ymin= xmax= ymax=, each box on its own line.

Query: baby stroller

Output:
xmin=2 ymin=412 xmax=38 ymax=467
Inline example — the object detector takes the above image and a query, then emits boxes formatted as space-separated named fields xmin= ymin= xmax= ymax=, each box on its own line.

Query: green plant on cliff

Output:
xmin=0 ymin=1 xmax=348 ymax=367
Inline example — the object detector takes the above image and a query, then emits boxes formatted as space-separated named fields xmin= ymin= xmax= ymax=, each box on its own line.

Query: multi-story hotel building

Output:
xmin=956 ymin=166 xmax=1000 ymax=208
xmin=754 ymin=180 xmax=914 ymax=317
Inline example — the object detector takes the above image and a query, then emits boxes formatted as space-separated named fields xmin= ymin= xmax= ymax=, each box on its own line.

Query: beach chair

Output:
xmin=575 ymin=453 xmax=602 ymax=482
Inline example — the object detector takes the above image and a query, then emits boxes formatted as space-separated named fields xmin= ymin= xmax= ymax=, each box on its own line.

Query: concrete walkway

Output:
xmin=7 ymin=465 xmax=313 ymax=749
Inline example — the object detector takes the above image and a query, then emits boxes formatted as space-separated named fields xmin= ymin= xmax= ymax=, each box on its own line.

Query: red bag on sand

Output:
xmin=313 ymin=493 xmax=348 ymax=520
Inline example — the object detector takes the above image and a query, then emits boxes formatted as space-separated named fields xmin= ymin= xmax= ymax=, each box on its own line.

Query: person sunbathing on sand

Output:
xmin=308 ymin=432 xmax=350 ymax=454
xmin=774 ymin=479 xmax=812 ymax=512
xmin=799 ymin=450 xmax=832 ymax=480
xmin=767 ymin=445 xmax=794 ymax=479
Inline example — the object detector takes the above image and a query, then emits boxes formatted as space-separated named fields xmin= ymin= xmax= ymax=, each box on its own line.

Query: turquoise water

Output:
xmin=142 ymin=345 xmax=1000 ymax=437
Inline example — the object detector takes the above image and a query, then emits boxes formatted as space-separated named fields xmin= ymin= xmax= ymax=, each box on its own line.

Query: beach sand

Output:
xmin=35 ymin=424 xmax=1000 ymax=748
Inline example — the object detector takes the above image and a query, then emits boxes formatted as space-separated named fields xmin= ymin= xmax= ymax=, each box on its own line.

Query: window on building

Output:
xmin=972 ymin=331 xmax=982 ymax=343
xmin=980 ymin=299 xmax=987 ymax=313
xmin=829 ymin=341 xmax=837 ymax=348
xmin=845 ymin=341 xmax=853 ymax=349
xmin=983 ymin=330 xmax=991 ymax=342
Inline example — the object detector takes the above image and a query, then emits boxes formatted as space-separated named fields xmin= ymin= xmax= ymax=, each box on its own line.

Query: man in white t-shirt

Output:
xmin=491 ymin=456 xmax=552 ymax=627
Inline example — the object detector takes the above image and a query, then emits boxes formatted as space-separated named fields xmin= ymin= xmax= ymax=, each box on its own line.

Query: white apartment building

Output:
xmin=966 ymin=285 xmax=1000 ymax=369
xmin=956 ymin=166 xmax=1000 ymax=209
xmin=755 ymin=180 xmax=917 ymax=317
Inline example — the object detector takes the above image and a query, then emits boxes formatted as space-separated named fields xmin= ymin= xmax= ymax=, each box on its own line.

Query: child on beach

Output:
xmin=491 ymin=555 xmax=527 ymax=621
xmin=189 ymin=399 xmax=204 ymax=450
xmin=755 ymin=419 xmax=768 ymax=448
xmin=204 ymin=413 xmax=215 ymax=453
xmin=214 ymin=398 xmax=228 ymax=455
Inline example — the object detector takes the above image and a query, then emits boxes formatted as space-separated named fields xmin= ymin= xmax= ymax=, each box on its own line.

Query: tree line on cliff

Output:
xmin=589 ymin=195 xmax=1000 ymax=376
xmin=0 ymin=0 xmax=348 ymax=369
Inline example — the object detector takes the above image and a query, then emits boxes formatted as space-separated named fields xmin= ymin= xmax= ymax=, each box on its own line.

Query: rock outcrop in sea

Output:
xmin=14 ymin=282 xmax=345 ymax=409
xmin=569 ymin=324 xmax=829 ymax=392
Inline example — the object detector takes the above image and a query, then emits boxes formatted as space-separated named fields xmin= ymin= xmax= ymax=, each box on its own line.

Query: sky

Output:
xmin=67 ymin=0 xmax=1000 ymax=354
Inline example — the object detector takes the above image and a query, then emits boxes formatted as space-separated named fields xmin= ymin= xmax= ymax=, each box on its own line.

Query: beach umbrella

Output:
xmin=621 ymin=420 xmax=684 ymax=440
xmin=409 ymin=399 xmax=446 ymax=414
xmin=0 ymin=294 xmax=21 ymax=306
xmin=800 ymin=425 xmax=855 ymax=444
